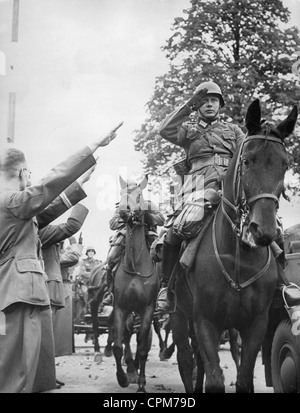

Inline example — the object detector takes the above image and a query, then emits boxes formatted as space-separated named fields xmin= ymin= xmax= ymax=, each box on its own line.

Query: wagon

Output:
xmin=262 ymin=223 xmax=300 ymax=393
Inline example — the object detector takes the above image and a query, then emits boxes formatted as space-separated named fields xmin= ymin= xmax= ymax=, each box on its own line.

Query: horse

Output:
xmin=171 ymin=99 xmax=298 ymax=393
xmin=87 ymin=262 xmax=114 ymax=361
xmin=112 ymin=175 xmax=160 ymax=393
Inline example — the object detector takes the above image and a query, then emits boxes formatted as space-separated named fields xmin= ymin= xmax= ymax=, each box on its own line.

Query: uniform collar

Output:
xmin=198 ymin=117 xmax=219 ymax=128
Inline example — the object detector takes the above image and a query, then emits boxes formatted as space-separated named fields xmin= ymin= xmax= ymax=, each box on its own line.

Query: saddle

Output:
xmin=179 ymin=211 xmax=216 ymax=271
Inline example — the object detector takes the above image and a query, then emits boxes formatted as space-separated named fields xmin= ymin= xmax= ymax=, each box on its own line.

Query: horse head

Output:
xmin=239 ymin=99 xmax=298 ymax=246
xmin=118 ymin=174 xmax=148 ymax=225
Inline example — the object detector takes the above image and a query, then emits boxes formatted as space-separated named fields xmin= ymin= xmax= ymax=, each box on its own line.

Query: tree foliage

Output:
xmin=133 ymin=0 xmax=300 ymax=191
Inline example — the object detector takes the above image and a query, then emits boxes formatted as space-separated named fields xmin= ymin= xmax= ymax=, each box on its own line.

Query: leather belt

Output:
xmin=190 ymin=154 xmax=230 ymax=172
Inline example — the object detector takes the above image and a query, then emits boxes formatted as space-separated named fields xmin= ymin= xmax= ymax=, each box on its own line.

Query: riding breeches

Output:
xmin=164 ymin=226 xmax=182 ymax=246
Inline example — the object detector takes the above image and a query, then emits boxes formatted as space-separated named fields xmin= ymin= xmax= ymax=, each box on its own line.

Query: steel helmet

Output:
xmin=86 ymin=246 xmax=96 ymax=255
xmin=195 ymin=81 xmax=225 ymax=108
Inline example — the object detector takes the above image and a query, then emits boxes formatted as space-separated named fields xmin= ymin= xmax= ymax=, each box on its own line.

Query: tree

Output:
xmin=133 ymin=0 xmax=300 ymax=196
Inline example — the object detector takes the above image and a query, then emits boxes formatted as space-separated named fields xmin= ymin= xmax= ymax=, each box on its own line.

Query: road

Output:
xmin=45 ymin=327 xmax=274 ymax=394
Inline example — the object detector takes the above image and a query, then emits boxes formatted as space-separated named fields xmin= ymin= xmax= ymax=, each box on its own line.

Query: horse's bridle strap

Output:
xmin=247 ymin=193 xmax=279 ymax=205
xmin=244 ymin=135 xmax=284 ymax=145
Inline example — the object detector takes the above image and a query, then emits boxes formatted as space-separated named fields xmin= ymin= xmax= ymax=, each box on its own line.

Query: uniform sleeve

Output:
xmin=159 ymin=104 xmax=192 ymax=147
xmin=109 ymin=208 xmax=125 ymax=230
xmin=37 ymin=181 xmax=87 ymax=229
xmin=233 ymin=124 xmax=246 ymax=146
xmin=39 ymin=204 xmax=89 ymax=248
xmin=144 ymin=201 xmax=165 ymax=227
xmin=60 ymin=249 xmax=81 ymax=269
xmin=5 ymin=146 xmax=95 ymax=220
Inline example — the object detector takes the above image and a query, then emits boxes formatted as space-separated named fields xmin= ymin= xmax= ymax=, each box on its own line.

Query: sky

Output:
xmin=0 ymin=0 xmax=300 ymax=261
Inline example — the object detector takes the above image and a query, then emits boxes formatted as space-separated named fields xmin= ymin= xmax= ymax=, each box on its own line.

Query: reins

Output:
xmin=122 ymin=214 xmax=156 ymax=278
xmin=213 ymin=133 xmax=285 ymax=291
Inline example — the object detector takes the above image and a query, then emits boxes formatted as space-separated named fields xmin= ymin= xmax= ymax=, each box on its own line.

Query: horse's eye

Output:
xmin=242 ymin=158 xmax=250 ymax=167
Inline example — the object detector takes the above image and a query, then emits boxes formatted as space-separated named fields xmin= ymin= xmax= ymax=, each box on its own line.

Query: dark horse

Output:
xmin=87 ymin=262 xmax=114 ymax=361
xmin=171 ymin=99 xmax=298 ymax=393
xmin=112 ymin=175 xmax=160 ymax=393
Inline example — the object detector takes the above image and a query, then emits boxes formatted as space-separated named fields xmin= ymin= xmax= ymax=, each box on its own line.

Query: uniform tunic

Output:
xmin=159 ymin=104 xmax=245 ymax=204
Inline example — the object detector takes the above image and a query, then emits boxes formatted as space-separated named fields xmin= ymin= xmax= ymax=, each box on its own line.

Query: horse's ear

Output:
xmin=245 ymin=99 xmax=261 ymax=135
xmin=277 ymin=106 xmax=298 ymax=140
xmin=119 ymin=175 xmax=127 ymax=190
xmin=139 ymin=174 xmax=148 ymax=191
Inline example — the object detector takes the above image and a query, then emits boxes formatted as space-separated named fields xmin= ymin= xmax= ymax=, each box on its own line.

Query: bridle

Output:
xmin=212 ymin=133 xmax=286 ymax=291
xmin=119 ymin=186 xmax=155 ymax=278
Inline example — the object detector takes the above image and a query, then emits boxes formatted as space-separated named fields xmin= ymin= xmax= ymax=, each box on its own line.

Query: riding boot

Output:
xmin=156 ymin=240 xmax=181 ymax=314
xmin=102 ymin=267 xmax=114 ymax=306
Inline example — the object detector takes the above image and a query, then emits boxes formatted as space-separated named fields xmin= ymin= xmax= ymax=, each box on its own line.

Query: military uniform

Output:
xmin=160 ymin=105 xmax=245 ymax=204
xmin=156 ymin=82 xmax=245 ymax=313
xmin=107 ymin=200 xmax=165 ymax=270
xmin=101 ymin=200 xmax=165 ymax=306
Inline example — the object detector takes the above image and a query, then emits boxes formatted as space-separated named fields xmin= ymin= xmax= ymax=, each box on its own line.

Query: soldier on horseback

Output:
xmin=156 ymin=81 xmax=245 ymax=313
xmin=156 ymin=82 xmax=298 ymax=314
xmin=102 ymin=177 xmax=165 ymax=306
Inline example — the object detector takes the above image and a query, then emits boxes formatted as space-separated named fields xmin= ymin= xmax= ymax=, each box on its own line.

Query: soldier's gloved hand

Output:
xmin=186 ymin=88 xmax=208 ymax=111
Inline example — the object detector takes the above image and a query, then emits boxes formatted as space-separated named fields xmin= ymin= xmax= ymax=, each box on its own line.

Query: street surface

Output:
xmin=46 ymin=327 xmax=273 ymax=394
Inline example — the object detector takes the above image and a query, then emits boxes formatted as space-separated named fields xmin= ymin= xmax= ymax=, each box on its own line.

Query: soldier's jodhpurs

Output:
xmin=160 ymin=228 xmax=182 ymax=287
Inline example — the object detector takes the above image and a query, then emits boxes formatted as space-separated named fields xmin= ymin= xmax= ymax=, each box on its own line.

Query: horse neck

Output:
xmin=216 ymin=145 xmax=243 ymax=252
xmin=123 ymin=221 xmax=151 ymax=272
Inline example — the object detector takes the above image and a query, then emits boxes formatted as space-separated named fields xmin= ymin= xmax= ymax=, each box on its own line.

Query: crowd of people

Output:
xmin=0 ymin=82 xmax=290 ymax=393
xmin=0 ymin=121 xmax=123 ymax=393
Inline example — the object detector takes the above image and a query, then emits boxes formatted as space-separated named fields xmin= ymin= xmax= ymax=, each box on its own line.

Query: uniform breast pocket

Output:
xmin=16 ymin=257 xmax=49 ymax=303
xmin=185 ymin=129 xmax=199 ymax=141
xmin=222 ymin=131 xmax=235 ymax=141
xmin=222 ymin=132 xmax=236 ymax=151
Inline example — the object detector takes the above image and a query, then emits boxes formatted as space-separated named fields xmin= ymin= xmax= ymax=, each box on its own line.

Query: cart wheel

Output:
xmin=271 ymin=319 xmax=300 ymax=393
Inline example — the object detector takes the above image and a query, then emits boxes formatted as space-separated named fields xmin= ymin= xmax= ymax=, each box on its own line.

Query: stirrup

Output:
xmin=282 ymin=283 xmax=300 ymax=308
xmin=156 ymin=287 xmax=177 ymax=314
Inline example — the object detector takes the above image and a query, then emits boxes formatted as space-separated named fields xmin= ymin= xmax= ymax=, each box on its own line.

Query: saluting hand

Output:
xmin=97 ymin=121 xmax=124 ymax=147
xmin=89 ymin=121 xmax=124 ymax=153
xmin=78 ymin=165 xmax=96 ymax=186
xmin=186 ymin=88 xmax=208 ymax=111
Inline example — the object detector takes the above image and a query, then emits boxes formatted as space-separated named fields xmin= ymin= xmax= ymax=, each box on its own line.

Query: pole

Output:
xmin=11 ymin=0 xmax=20 ymax=42
xmin=7 ymin=92 xmax=16 ymax=143
xmin=7 ymin=0 xmax=20 ymax=143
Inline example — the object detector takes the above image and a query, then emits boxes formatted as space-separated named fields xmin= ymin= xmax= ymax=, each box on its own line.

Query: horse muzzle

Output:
xmin=248 ymin=221 xmax=281 ymax=247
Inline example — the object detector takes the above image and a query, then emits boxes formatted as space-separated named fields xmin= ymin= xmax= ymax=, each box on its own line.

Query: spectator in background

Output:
xmin=58 ymin=236 xmax=84 ymax=360
xmin=38 ymin=203 xmax=88 ymax=391
xmin=77 ymin=246 xmax=102 ymax=307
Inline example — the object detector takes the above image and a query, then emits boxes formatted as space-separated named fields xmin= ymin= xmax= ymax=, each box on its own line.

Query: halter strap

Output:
xmin=244 ymin=135 xmax=284 ymax=145
xmin=247 ymin=193 xmax=279 ymax=205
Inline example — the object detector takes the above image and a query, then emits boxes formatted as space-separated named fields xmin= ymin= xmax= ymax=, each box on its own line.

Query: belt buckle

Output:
xmin=214 ymin=154 xmax=221 ymax=165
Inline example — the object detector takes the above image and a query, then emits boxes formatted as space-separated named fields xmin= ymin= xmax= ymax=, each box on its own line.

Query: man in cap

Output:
xmin=156 ymin=81 xmax=245 ymax=313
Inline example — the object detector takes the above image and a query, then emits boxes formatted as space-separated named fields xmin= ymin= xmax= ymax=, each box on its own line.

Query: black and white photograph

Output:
xmin=0 ymin=0 xmax=300 ymax=396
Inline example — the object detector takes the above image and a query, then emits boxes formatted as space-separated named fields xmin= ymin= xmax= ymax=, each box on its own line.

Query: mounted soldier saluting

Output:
xmin=156 ymin=81 xmax=297 ymax=314
xmin=156 ymin=81 xmax=246 ymax=313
